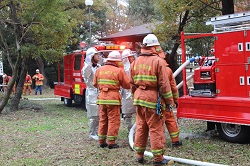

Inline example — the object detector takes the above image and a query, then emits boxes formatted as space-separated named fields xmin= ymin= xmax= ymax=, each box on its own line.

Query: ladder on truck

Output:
xmin=206 ymin=11 xmax=250 ymax=33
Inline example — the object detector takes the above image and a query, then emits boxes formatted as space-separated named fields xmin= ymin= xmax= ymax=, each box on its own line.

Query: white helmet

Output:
xmin=122 ymin=49 xmax=134 ymax=59
xmin=36 ymin=69 xmax=39 ymax=73
xmin=142 ymin=34 xmax=160 ymax=47
xmin=106 ymin=51 xmax=122 ymax=62
xmin=86 ymin=47 xmax=98 ymax=58
xmin=85 ymin=47 xmax=98 ymax=64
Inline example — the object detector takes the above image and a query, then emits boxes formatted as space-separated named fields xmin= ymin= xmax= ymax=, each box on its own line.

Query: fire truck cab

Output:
xmin=54 ymin=50 xmax=86 ymax=107
xmin=54 ymin=44 xmax=127 ymax=107
xmin=178 ymin=12 xmax=250 ymax=143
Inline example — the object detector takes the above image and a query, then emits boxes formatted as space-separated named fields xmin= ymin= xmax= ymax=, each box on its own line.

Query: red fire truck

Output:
xmin=54 ymin=44 xmax=126 ymax=107
xmin=178 ymin=11 xmax=250 ymax=143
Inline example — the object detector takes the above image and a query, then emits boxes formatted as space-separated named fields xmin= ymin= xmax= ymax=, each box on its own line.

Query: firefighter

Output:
xmin=93 ymin=51 xmax=130 ymax=149
xmin=32 ymin=69 xmax=44 ymax=95
xmin=156 ymin=46 xmax=182 ymax=147
xmin=130 ymin=34 xmax=174 ymax=165
xmin=23 ymin=72 xmax=32 ymax=95
xmin=81 ymin=47 xmax=101 ymax=141
xmin=121 ymin=49 xmax=136 ymax=131
xmin=2 ymin=73 xmax=15 ymax=93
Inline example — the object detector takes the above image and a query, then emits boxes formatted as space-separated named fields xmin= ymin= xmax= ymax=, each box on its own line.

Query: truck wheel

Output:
xmin=64 ymin=98 xmax=72 ymax=107
xmin=216 ymin=123 xmax=250 ymax=143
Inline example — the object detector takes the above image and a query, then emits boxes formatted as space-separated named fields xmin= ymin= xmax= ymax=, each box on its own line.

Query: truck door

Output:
xmin=215 ymin=31 xmax=245 ymax=64
xmin=215 ymin=64 xmax=247 ymax=97
xmin=72 ymin=54 xmax=84 ymax=95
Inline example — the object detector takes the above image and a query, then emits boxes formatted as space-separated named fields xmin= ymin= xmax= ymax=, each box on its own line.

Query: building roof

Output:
xmin=98 ymin=23 xmax=156 ymax=43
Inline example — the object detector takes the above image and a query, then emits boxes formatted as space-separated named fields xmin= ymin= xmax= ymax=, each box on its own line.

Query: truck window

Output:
xmin=74 ymin=55 xmax=82 ymax=70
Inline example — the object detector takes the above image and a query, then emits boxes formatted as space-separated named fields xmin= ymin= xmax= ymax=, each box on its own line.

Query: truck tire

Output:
xmin=64 ymin=98 xmax=72 ymax=107
xmin=216 ymin=123 xmax=250 ymax=143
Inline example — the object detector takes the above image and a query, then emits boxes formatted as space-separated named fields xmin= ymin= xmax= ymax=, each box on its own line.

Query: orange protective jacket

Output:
xmin=130 ymin=49 xmax=173 ymax=108
xmin=24 ymin=74 xmax=32 ymax=86
xmin=93 ymin=62 xmax=130 ymax=105
xmin=32 ymin=73 xmax=44 ymax=86
xmin=166 ymin=67 xmax=178 ymax=102
xmin=155 ymin=45 xmax=179 ymax=102
xmin=3 ymin=76 xmax=12 ymax=85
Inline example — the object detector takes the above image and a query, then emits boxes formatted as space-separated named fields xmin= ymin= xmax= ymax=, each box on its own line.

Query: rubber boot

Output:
xmin=172 ymin=140 xmax=182 ymax=147
xmin=108 ymin=144 xmax=119 ymax=149
xmin=153 ymin=159 xmax=174 ymax=165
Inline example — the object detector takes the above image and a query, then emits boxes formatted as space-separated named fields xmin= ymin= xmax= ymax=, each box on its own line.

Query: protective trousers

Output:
xmin=98 ymin=105 xmax=121 ymax=145
xmin=164 ymin=110 xmax=180 ymax=143
xmin=133 ymin=106 xmax=166 ymax=162
xmin=23 ymin=85 xmax=32 ymax=95
xmin=89 ymin=116 xmax=99 ymax=140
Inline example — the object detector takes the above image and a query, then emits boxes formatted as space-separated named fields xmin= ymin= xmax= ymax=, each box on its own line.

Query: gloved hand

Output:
xmin=174 ymin=102 xmax=178 ymax=108
xmin=168 ymin=102 xmax=175 ymax=111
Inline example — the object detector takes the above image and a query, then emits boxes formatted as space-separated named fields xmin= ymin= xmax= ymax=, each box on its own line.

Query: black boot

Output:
xmin=35 ymin=92 xmax=37 ymax=95
xmin=153 ymin=159 xmax=174 ymax=165
xmin=172 ymin=140 xmax=182 ymax=147
xmin=40 ymin=92 xmax=42 ymax=95
xmin=108 ymin=144 xmax=119 ymax=149
xmin=99 ymin=143 xmax=108 ymax=148
xmin=136 ymin=157 xmax=145 ymax=164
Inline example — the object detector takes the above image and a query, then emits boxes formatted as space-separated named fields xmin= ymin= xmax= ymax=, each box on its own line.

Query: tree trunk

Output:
xmin=168 ymin=10 xmax=189 ymax=97
xmin=10 ymin=58 xmax=28 ymax=111
xmin=0 ymin=50 xmax=22 ymax=113
xmin=0 ymin=1 xmax=23 ymax=113
xmin=222 ymin=0 xmax=234 ymax=15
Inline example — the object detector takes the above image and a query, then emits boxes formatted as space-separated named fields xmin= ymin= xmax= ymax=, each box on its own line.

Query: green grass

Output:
xmin=0 ymin=91 xmax=250 ymax=166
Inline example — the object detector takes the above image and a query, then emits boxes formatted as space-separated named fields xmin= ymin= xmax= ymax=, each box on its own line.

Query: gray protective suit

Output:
xmin=82 ymin=49 xmax=100 ymax=141
xmin=121 ymin=52 xmax=136 ymax=131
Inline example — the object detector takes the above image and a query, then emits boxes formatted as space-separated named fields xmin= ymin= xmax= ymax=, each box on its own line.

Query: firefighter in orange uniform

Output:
xmin=130 ymin=34 xmax=174 ymax=165
xmin=2 ymin=73 xmax=15 ymax=93
xmin=23 ymin=72 xmax=32 ymax=95
xmin=93 ymin=51 xmax=130 ymax=149
xmin=156 ymin=46 xmax=182 ymax=147
xmin=32 ymin=69 xmax=44 ymax=95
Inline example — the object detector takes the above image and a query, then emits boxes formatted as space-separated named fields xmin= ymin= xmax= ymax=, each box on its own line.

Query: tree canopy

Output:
xmin=0 ymin=0 xmax=249 ymax=112
xmin=0 ymin=0 xmax=91 ymax=112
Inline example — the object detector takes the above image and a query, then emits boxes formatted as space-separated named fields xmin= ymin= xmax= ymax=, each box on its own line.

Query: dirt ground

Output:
xmin=0 ymin=89 xmax=250 ymax=166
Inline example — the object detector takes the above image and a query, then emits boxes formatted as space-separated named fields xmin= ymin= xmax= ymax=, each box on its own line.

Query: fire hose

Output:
xmin=128 ymin=123 xmax=228 ymax=166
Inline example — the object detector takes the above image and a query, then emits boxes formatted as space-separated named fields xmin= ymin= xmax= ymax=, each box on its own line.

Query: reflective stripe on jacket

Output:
xmin=93 ymin=63 xmax=130 ymax=105
xmin=130 ymin=54 xmax=173 ymax=109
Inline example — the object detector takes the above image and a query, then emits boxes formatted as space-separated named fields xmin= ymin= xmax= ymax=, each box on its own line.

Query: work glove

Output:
xmin=174 ymin=102 xmax=178 ymax=108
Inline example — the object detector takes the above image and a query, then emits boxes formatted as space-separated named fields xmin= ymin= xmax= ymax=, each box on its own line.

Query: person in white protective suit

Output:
xmin=121 ymin=49 xmax=136 ymax=131
xmin=81 ymin=47 xmax=101 ymax=141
